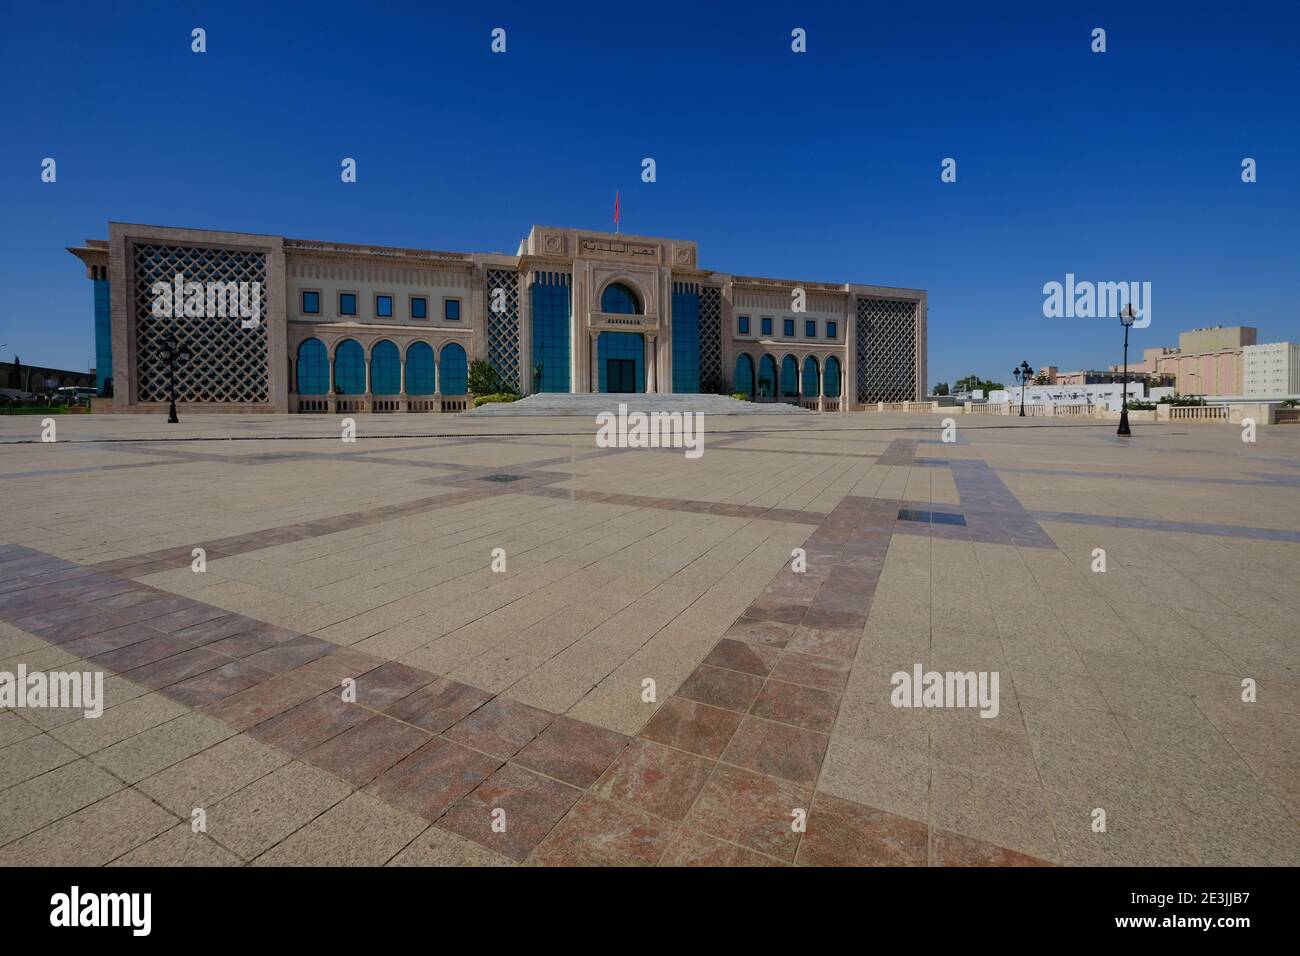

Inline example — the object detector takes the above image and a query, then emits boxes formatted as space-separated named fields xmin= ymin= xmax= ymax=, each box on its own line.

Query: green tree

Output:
xmin=467 ymin=359 xmax=501 ymax=397
xmin=933 ymin=381 xmax=949 ymax=396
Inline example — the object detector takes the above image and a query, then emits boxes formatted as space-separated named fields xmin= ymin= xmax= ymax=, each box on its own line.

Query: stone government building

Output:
xmin=68 ymin=222 xmax=927 ymax=413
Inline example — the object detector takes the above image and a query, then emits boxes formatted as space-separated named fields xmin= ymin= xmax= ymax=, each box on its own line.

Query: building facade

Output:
xmin=1242 ymin=342 xmax=1300 ymax=397
xmin=67 ymin=223 xmax=926 ymax=413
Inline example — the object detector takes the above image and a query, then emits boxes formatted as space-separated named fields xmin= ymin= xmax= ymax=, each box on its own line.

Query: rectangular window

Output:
xmin=375 ymin=294 xmax=393 ymax=318
xmin=338 ymin=292 xmax=357 ymax=316
xmin=445 ymin=298 xmax=461 ymax=320
xmin=761 ymin=317 xmax=773 ymax=336
xmin=783 ymin=319 xmax=795 ymax=337
xmin=301 ymin=290 xmax=320 ymax=314
xmin=805 ymin=319 xmax=816 ymax=338
xmin=410 ymin=296 xmax=427 ymax=319
xmin=827 ymin=321 xmax=837 ymax=339
xmin=738 ymin=315 xmax=750 ymax=334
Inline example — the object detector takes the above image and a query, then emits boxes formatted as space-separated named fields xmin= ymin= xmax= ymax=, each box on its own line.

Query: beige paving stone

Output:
xmin=91 ymin=713 xmax=236 ymax=784
xmin=137 ymin=733 xmax=290 ymax=816
xmin=109 ymin=821 xmax=242 ymax=866
xmin=253 ymin=791 xmax=426 ymax=866
xmin=50 ymin=691 xmax=188 ymax=755
xmin=0 ymin=789 xmax=177 ymax=866
xmin=0 ymin=732 xmax=79 ymax=790
xmin=206 ymin=761 xmax=353 ymax=861
xmin=0 ymin=758 xmax=122 ymax=846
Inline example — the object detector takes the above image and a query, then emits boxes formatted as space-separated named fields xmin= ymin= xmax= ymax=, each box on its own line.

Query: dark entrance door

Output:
xmin=607 ymin=358 xmax=636 ymax=393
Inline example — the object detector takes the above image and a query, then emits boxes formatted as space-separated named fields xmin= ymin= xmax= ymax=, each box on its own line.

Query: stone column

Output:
xmin=398 ymin=356 xmax=407 ymax=412
xmin=363 ymin=353 xmax=372 ymax=412
xmin=590 ymin=331 xmax=600 ymax=393
xmin=646 ymin=335 xmax=657 ymax=393
xmin=817 ymin=361 xmax=825 ymax=411
xmin=326 ymin=350 xmax=336 ymax=413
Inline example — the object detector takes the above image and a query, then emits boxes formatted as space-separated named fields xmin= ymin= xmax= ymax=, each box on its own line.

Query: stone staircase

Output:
xmin=465 ymin=393 xmax=817 ymax=416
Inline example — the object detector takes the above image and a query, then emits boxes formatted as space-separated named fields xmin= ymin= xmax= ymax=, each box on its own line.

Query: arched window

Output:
xmin=780 ymin=356 xmax=799 ymax=397
xmin=802 ymin=356 xmax=820 ymax=397
xmin=370 ymin=340 xmax=400 ymax=395
xmin=334 ymin=340 xmax=365 ymax=394
xmin=440 ymin=343 xmax=468 ymax=394
xmin=406 ymin=343 xmax=435 ymax=395
xmin=758 ymin=355 xmax=778 ymax=398
xmin=733 ymin=354 xmax=754 ymax=397
xmin=600 ymin=282 xmax=640 ymax=315
xmin=824 ymin=356 xmax=841 ymax=398
xmin=296 ymin=339 xmax=329 ymax=394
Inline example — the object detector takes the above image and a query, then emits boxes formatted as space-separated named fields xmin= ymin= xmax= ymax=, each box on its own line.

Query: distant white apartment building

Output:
xmin=1241 ymin=342 xmax=1300 ymax=397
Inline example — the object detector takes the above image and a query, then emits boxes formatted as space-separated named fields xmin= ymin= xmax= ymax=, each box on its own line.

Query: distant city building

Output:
xmin=991 ymin=382 xmax=1147 ymax=412
xmin=1242 ymin=342 xmax=1300 ymax=397
xmin=1 ymin=360 xmax=96 ymax=396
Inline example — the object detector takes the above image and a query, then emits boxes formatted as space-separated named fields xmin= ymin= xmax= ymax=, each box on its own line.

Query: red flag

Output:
xmin=613 ymin=191 xmax=620 ymax=231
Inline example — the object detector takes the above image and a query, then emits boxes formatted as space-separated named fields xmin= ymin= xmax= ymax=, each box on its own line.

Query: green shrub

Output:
xmin=729 ymin=392 xmax=750 ymax=401
xmin=467 ymin=360 xmax=500 ymax=397
xmin=1125 ymin=400 xmax=1155 ymax=410
xmin=473 ymin=392 xmax=518 ymax=407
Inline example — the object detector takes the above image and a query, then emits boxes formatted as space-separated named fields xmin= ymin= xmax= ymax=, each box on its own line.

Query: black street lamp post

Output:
xmin=1118 ymin=305 xmax=1136 ymax=436
xmin=158 ymin=334 xmax=192 ymax=424
xmin=1012 ymin=360 xmax=1034 ymax=417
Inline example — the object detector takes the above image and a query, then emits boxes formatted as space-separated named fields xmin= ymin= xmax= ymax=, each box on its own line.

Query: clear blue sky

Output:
xmin=2 ymin=0 xmax=1296 ymax=385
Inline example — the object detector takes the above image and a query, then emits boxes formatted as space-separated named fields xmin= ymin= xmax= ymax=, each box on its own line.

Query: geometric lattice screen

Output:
xmin=132 ymin=244 xmax=269 ymax=403
xmin=699 ymin=286 xmax=723 ymax=393
xmin=485 ymin=268 xmax=520 ymax=392
xmin=855 ymin=297 xmax=917 ymax=403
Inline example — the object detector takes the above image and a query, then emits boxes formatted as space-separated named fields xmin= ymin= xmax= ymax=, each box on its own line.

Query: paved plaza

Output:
xmin=0 ymin=411 xmax=1297 ymax=866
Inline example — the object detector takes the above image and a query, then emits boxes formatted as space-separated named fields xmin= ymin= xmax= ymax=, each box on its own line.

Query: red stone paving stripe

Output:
xmin=0 ymin=527 xmax=1046 ymax=867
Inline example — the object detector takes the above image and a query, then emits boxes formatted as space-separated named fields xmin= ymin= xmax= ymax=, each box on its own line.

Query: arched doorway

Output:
xmin=780 ymin=355 xmax=799 ymax=400
xmin=334 ymin=340 xmax=365 ymax=394
xmin=733 ymin=353 xmax=755 ymax=398
xmin=824 ymin=356 xmax=841 ymax=397
xmin=598 ymin=331 xmax=644 ymax=393
xmin=296 ymin=339 xmax=329 ymax=394
xmin=758 ymin=355 xmax=778 ymax=399
xmin=802 ymin=356 xmax=820 ymax=398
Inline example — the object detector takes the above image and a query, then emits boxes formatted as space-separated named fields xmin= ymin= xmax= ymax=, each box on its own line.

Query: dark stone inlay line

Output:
xmin=1030 ymin=511 xmax=1300 ymax=543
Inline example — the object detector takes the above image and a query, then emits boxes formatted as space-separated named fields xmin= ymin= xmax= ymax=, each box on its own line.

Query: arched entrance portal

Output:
xmin=598 ymin=331 xmax=644 ymax=393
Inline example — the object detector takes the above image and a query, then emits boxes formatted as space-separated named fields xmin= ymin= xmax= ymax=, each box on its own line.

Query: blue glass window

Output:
xmin=805 ymin=319 xmax=816 ymax=338
xmin=802 ymin=357 xmax=819 ymax=397
xmin=761 ymin=317 xmax=773 ymax=336
xmin=738 ymin=315 xmax=750 ymax=334
xmin=301 ymin=291 xmax=320 ymax=315
xmin=780 ymin=355 xmax=799 ymax=397
xmin=376 ymin=295 xmax=393 ymax=318
xmin=531 ymin=272 xmax=571 ymax=393
xmin=824 ymin=356 xmax=841 ymax=397
xmin=601 ymin=282 xmax=639 ymax=314
xmin=758 ymin=355 xmax=778 ymax=397
xmin=733 ymin=353 xmax=755 ymax=397
xmin=444 ymin=299 xmax=461 ymax=321
xmin=406 ymin=342 xmax=435 ymax=394
xmin=370 ymin=340 xmax=400 ymax=394
xmin=339 ymin=293 xmax=357 ymax=316
xmin=672 ymin=282 xmax=700 ymax=393
xmin=296 ymin=339 xmax=329 ymax=394
xmin=334 ymin=339 xmax=364 ymax=393
xmin=827 ymin=321 xmax=837 ymax=339
xmin=410 ymin=297 xmax=427 ymax=319
xmin=783 ymin=319 xmax=795 ymax=337
xmin=598 ymin=332 xmax=645 ymax=392
xmin=440 ymin=343 xmax=468 ymax=393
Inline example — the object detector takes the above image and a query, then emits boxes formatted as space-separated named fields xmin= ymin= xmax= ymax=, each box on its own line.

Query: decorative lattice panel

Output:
xmin=856 ymin=298 xmax=917 ymax=403
xmin=133 ymin=244 xmax=268 ymax=404
xmin=699 ymin=286 xmax=723 ymax=393
xmin=486 ymin=268 xmax=520 ymax=392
